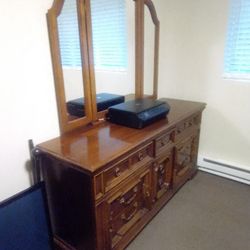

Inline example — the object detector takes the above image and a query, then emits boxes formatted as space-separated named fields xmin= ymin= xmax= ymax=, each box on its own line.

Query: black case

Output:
xmin=67 ymin=93 xmax=125 ymax=117
xmin=108 ymin=99 xmax=170 ymax=129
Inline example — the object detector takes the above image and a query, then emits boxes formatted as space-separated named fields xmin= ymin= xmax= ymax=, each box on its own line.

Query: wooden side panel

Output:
xmin=41 ymin=155 xmax=95 ymax=250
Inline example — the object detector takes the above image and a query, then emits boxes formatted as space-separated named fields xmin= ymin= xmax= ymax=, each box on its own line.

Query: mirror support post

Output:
xmin=144 ymin=0 xmax=160 ymax=99
xmin=47 ymin=3 xmax=68 ymax=133
xmin=135 ymin=0 xmax=144 ymax=99
xmin=135 ymin=0 xmax=160 ymax=99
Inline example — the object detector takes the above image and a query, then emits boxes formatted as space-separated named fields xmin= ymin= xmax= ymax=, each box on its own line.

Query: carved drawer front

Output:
xmin=103 ymin=142 xmax=153 ymax=192
xmin=155 ymin=129 xmax=175 ymax=156
xmin=153 ymin=149 xmax=173 ymax=201
xmin=130 ymin=143 xmax=154 ymax=165
xmin=176 ymin=113 xmax=201 ymax=141
xmin=109 ymin=180 xmax=142 ymax=219
xmin=174 ymin=133 xmax=199 ymax=187
xmin=107 ymin=168 xmax=151 ymax=248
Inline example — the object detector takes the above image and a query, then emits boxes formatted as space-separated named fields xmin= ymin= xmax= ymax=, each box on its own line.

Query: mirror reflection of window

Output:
xmin=91 ymin=0 xmax=135 ymax=96
xmin=57 ymin=0 xmax=85 ymax=115
xmin=57 ymin=0 xmax=86 ymax=121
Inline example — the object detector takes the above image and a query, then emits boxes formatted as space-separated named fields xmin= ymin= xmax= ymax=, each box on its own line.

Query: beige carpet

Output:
xmin=126 ymin=171 xmax=250 ymax=250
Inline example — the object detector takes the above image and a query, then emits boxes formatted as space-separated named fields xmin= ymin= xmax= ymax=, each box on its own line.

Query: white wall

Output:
xmin=155 ymin=0 xmax=250 ymax=170
xmin=0 ymin=0 xmax=59 ymax=201
xmin=0 ymin=0 xmax=249 ymax=201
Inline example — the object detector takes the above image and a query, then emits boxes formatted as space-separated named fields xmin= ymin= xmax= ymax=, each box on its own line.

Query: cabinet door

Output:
xmin=173 ymin=132 xmax=199 ymax=188
xmin=105 ymin=168 xmax=152 ymax=249
xmin=152 ymin=149 xmax=173 ymax=202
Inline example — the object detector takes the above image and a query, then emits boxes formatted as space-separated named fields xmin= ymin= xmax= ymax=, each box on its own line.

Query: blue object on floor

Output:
xmin=0 ymin=182 xmax=53 ymax=250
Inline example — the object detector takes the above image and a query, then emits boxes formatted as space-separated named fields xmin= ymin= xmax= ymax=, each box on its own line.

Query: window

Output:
xmin=224 ymin=0 xmax=250 ymax=80
xmin=58 ymin=0 xmax=128 ymax=70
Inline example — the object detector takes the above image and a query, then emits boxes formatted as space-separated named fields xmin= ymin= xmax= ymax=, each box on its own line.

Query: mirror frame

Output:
xmin=47 ymin=0 xmax=160 ymax=134
xmin=135 ymin=0 xmax=160 ymax=99
xmin=47 ymin=0 xmax=95 ymax=134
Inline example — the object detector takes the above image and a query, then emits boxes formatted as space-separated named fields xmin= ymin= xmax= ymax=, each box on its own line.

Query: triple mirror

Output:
xmin=47 ymin=0 xmax=160 ymax=134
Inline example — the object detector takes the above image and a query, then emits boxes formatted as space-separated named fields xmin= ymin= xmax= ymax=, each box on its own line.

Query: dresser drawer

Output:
xmin=105 ymin=167 xmax=151 ymax=248
xmin=109 ymin=197 xmax=142 ymax=237
xmin=103 ymin=143 xmax=154 ymax=192
xmin=109 ymin=180 xmax=142 ymax=219
xmin=176 ymin=113 xmax=201 ymax=141
xmin=174 ymin=132 xmax=199 ymax=188
xmin=155 ymin=129 xmax=175 ymax=156
xmin=153 ymin=149 xmax=173 ymax=201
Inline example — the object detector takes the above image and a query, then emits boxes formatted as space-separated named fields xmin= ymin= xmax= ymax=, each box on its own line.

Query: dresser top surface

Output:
xmin=37 ymin=98 xmax=205 ymax=173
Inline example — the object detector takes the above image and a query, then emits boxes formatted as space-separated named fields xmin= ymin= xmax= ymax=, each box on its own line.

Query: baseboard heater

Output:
xmin=198 ymin=156 xmax=250 ymax=185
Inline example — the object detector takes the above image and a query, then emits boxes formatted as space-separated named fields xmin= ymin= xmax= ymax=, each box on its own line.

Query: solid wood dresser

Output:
xmin=36 ymin=98 xmax=206 ymax=250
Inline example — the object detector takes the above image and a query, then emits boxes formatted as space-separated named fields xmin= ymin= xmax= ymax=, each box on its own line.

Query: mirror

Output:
xmin=47 ymin=0 xmax=160 ymax=133
xmin=89 ymin=0 xmax=136 ymax=118
xmin=57 ymin=0 xmax=85 ymax=119
xmin=47 ymin=0 xmax=93 ymax=134
xmin=88 ymin=0 xmax=159 ymax=118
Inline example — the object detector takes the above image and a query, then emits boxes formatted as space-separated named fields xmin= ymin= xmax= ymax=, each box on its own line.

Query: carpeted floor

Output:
xmin=126 ymin=171 xmax=250 ymax=250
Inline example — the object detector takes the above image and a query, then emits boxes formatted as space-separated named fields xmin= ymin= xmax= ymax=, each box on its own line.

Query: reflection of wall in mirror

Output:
xmin=63 ymin=68 xmax=84 ymax=101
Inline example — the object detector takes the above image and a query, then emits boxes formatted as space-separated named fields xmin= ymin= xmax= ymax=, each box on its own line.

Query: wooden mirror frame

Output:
xmin=135 ymin=0 xmax=160 ymax=99
xmin=47 ymin=0 xmax=96 ymax=134
xmin=47 ymin=0 xmax=160 ymax=134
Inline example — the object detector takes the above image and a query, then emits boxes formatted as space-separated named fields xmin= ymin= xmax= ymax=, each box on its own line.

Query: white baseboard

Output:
xmin=198 ymin=156 xmax=250 ymax=185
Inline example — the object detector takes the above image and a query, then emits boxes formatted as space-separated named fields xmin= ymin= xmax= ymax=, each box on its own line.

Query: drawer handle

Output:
xmin=120 ymin=193 xmax=137 ymax=205
xmin=159 ymin=163 xmax=166 ymax=171
xmin=153 ymin=162 xmax=158 ymax=172
xmin=121 ymin=203 xmax=138 ymax=222
xmin=161 ymin=140 xmax=165 ymax=146
xmin=178 ymin=156 xmax=190 ymax=167
xmin=176 ymin=165 xmax=190 ymax=177
xmin=138 ymin=152 xmax=144 ymax=161
xmin=159 ymin=180 xmax=170 ymax=189
xmin=163 ymin=182 xmax=170 ymax=189
xmin=114 ymin=167 xmax=121 ymax=177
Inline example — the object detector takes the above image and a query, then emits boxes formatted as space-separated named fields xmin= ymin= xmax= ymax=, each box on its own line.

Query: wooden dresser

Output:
xmin=37 ymin=98 xmax=205 ymax=250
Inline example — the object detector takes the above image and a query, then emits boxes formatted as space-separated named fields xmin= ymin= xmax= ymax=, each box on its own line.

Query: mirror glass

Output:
xmin=57 ymin=0 xmax=86 ymax=121
xmin=144 ymin=5 xmax=155 ymax=97
xmin=90 ymin=0 xmax=136 ymax=114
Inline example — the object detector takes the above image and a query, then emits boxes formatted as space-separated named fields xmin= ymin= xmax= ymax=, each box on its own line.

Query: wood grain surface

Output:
xmin=37 ymin=99 xmax=206 ymax=173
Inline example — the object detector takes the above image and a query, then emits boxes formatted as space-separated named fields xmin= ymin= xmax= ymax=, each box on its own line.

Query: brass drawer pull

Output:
xmin=114 ymin=167 xmax=121 ymax=177
xmin=163 ymin=182 xmax=170 ymax=189
xmin=176 ymin=165 xmax=190 ymax=177
xmin=138 ymin=152 xmax=144 ymax=161
xmin=120 ymin=193 xmax=137 ymax=205
xmin=159 ymin=164 xmax=164 ymax=171
xmin=159 ymin=180 xmax=170 ymax=189
xmin=121 ymin=203 xmax=138 ymax=222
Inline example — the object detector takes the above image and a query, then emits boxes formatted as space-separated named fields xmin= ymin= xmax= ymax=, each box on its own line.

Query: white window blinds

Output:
xmin=91 ymin=0 xmax=128 ymax=70
xmin=58 ymin=0 xmax=81 ymax=67
xmin=57 ymin=0 xmax=128 ymax=70
xmin=224 ymin=0 xmax=250 ymax=80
